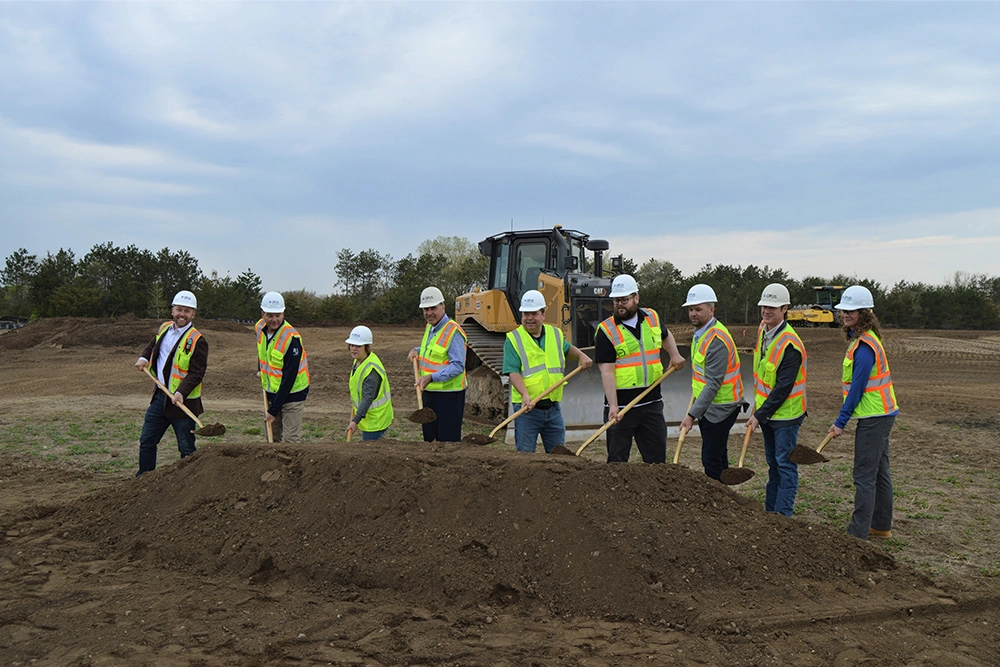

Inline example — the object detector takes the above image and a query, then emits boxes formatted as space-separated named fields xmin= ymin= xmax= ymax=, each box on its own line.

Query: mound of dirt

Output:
xmin=0 ymin=316 xmax=251 ymax=351
xmin=58 ymin=441 xmax=940 ymax=628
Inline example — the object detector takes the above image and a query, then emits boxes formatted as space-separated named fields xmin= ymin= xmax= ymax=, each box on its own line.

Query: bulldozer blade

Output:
xmin=789 ymin=445 xmax=829 ymax=465
xmin=549 ymin=444 xmax=575 ymax=456
xmin=193 ymin=422 xmax=226 ymax=437
xmin=407 ymin=407 xmax=437 ymax=424
xmin=462 ymin=433 xmax=495 ymax=446
xmin=719 ymin=467 xmax=755 ymax=486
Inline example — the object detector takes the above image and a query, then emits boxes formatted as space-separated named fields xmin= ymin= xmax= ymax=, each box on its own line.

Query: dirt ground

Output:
xmin=1 ymin=317 xmax=999 ymax=665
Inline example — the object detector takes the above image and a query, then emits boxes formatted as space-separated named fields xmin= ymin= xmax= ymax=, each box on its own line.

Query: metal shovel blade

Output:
xmin=194 ymin=422 xmax=227 ymax=437
xmin=719 ymin=467 xmax=755 ymax=486
xmin=789 ymin=445 xmax=829 ymax=465
xmin=407 ymin=407 xmax=437 ymax=424
xmin=462 ymin=433 xmax=494 ymax=446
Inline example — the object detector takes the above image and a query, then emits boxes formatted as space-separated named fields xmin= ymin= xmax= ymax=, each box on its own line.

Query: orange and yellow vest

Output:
xmin=418 ymin=318 xmax=468 ymax=392
xmin=257 ymin=320 xmax=310 ymax=394
xmin=843 ymin=330 xmax=898 ymax=418
xmin=154 ymin=321 xmax=203 ymax=398
xmin=753 ymin=322 xmax=807 ymax=420
xmin=598 ymin=308 xmax=663 ymax=389
xmin=506 ymin=324 xmax=566 ymax=404
xmin=691 ymin=320 xmax=743 ymax=405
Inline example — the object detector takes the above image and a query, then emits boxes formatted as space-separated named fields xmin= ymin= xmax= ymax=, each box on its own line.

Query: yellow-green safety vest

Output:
xmin=598 ymin=308 xmax=664 ymax=389
xmin=506 ymin=324 xmax=566 ymax=404
xmin=418 ymin=318 xmax=468 ymax=392
xmin=257 ymin=320 xmax=310 ymax=394
xmin=753 ymin=322 xmax=807 ymax=420
xmin=691 ymin=320 xmax=743 ymax=405
xmin=843 ymin=330 xmax=898 ymax=418
xmin=154 ymin=321 xmax=203 ymax=399
xmin=350 ymin=351 xmax=394 ymax=432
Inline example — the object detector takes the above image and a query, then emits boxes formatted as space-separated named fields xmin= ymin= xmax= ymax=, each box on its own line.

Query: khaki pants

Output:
xmin=272 ymin=401 xmax=305 ymax=443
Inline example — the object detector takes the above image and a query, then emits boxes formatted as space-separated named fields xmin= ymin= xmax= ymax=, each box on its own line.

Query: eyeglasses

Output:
xmin=612 ymin=295 xmax=636 ymax=304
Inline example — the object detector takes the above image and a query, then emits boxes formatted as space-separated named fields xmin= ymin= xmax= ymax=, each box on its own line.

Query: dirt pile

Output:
xmin=60 ymin=440 xmax=941 ymax=628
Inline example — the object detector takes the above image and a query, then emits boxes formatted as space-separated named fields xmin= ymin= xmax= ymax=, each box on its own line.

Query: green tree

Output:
xmin=416 ymin=236 xmax=488 ymax=297
xmin=30 ymin=249 xmax=78 ymax=317
xmin=0 ymin=248 xmax=39 ymax=317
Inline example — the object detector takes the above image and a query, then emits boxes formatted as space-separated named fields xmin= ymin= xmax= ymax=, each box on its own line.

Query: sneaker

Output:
xmin=869 ymin=528 xmax=893 ymax=538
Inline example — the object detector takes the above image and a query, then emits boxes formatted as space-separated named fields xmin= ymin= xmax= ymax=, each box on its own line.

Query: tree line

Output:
xmin=2 ymin=240 xmax=999 ymax=329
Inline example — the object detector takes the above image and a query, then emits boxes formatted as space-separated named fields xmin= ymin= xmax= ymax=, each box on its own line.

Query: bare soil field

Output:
xmin=1 ymin=317 xmax=999 ymax=665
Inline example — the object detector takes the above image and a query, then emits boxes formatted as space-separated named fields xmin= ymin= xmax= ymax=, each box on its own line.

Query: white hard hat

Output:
xmin=835 ymin=285 xmax=875 ymax=311
xmin=758 ymin=283 xmax=791 ymax=307
xmin=171 ymin=290 xmax=197 ymax=309
xmin=260 ymin=291 xmax=286 ymax=313
xmin=519 ymin=290 xmax=547 ymax=312
xmin=683 ymin=283 xmax=717 ymax=307
xmin=609 ymin=274 xmax=639 ymax=298
xmin=345 ymin=325 xmax=374 ymax=346
xmin=419 ymin=286 xmax=445 ymax=308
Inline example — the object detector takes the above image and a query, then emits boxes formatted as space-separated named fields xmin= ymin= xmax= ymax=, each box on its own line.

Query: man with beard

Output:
xmin=257 ymin=291 xmax=310 ymax=443
xmin=596 ymin=274 xmax=685 ymax=463
xmin=134 ymin=290 xmax=209 ymax=476
xmin=408 ymin=286 xmax=468 ymax=442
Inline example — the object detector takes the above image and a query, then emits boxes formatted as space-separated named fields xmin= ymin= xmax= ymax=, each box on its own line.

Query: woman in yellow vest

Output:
xmin=345 ymin=326 xmax=394 ymax=441
xmin=828 ymin=285 xmax=899 ymax=540
xmin=503 ymin=290 xmax=593 ymax=453
xmin=747 ymin=283 xmax=807 ymax=517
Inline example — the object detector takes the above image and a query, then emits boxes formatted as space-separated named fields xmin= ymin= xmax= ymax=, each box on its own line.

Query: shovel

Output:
xmin=575 ymin=366 xmax=677 ymax=456
xmin=719 ymin=426 xmax=754 ymax=485
xmin=144 ymin=367 xmax=226 ymax=436
xmin=463 ymin=365 xmax=586 ymax=446
xmin=789 ymin=432 xmax=835 ymax=465
xmin=672 ymin=395 xmax=696 ymax=465
xmin=262 ymin=387 xmax=273 ymax=443
xmin=407 ymin=357 xmax=437 ymax=424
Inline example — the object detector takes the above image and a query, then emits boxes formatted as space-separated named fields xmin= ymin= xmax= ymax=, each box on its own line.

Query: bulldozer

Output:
xmin=455 ymin=225 xmax=754 ymax=441
xmin=787 ymin=285 xmax=844 ymax=327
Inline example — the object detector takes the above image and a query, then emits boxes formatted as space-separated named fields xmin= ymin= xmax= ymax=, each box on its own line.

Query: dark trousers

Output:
xmin=421 ymin=390 xmax=465 ymax=443
xmin=848 ymin=414 xmax=895 ymax=539
xmin=604 ymin=401 xmax=666 ymax=463
xmin=138 ymin=395 xmax=196 ymax=476
xmin=699 ymin=407 xmax=740 ymax=481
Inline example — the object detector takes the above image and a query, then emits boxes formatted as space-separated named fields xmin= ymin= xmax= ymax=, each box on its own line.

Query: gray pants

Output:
xmin=848 ymin=414 xmax=896 ymax=539
xmin=272 ymin=401 xmax=305 ymax=443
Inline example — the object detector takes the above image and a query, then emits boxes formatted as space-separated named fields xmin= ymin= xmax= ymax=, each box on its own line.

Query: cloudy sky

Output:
xmin=2 ymin=1 xmax=999 ymax=295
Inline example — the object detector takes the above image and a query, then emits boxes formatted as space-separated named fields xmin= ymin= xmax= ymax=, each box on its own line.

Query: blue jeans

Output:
xmin=848 ymin=414 xmax=895 ymax=539
xmin=361 ymin=429 xmax=386 ymax=441
xmin=137 ymin=396 xmax=197 ymax=476
xmin=761 ymin=419 xmax=801 ymax=516
xmin=513 ymin=403 xmax=566 ymax=453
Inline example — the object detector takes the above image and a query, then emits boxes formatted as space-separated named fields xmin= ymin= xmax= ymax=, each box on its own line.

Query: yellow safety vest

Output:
xmin=155 ymin=322 xmax=203 ymax=399
xmin=691 ymin=320 xmax=743 ymax=404
xmin=257 ymin=320 xmax=310 ymax=394
xmin=350 ymin=351 xmax=393 ymax=432
xmin=598 ymin=309 xmax=664 ymax=389
xmin=843 ymin=330 xmax=898 ymax=418
xmin=753 ymin=322 xmax=807 ymax=420
xmin=506 ymin=324 xmax=566 ymax=404
xmin=418 ymin=318 xmax=467 ymax=392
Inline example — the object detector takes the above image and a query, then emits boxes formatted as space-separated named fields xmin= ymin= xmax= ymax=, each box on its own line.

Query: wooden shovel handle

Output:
xmin=736 ymin=426 xmax=752 ymax=468
xmin=816 ymin=431 xmax=835 ymax=454
xmin=575 ymin=366 xmax=677 ymax=456
xmin=144 ymin=366 xmax=204 ymax=428
xmin=412 ymin=356 xmax=424 ymax=410
xmin=262 ymin=386 xmax=273 ymax=443
xmin=490 ymin=365 xmax=587 ymax=439
xmin=672 ymin=395 xmax=696 ymax=465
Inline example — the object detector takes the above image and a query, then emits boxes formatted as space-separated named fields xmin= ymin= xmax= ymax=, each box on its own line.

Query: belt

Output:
xmin=534 ymin=399 xmax=557 ymax=410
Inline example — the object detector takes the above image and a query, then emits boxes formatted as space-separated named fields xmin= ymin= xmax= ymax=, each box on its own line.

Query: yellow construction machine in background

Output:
xmin=787 ymin=285 xmax=844 ymax=327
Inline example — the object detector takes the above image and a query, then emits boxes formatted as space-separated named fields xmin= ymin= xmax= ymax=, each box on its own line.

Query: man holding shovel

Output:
xmin=678 ymin=284 xmax=745 ymax=481
xmin=502 ymin=290 xmax=593 ymax=453
xmin=408 ymin=286 xmax=467 ymax=443
xmin=134 ymin=290 xmax=208 ymax=476
xmin=596 ymin=274 xmax=685 ymax=463
xmin=256 ymin=291 xmax=310 ymax=443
